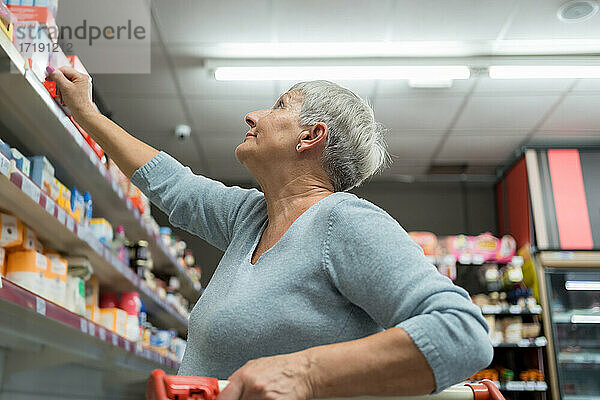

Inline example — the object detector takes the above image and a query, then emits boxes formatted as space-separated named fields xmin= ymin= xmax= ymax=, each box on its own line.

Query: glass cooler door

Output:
xmin=546 ymin=268 xmax=600 ymax=400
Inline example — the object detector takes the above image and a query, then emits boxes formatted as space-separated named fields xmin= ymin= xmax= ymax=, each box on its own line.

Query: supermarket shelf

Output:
xmin=493 ymin=337 xmax=547 ymax=348
xmin=564 ymin=396 xmax=600 ymax=400
xmin=0 ymin=277 xmax=179 ymax=372
xmin=553 ymin=310 xmax=600 ymax=324
xmin=0 ymin=35 xmax=201 ymax=303
xmin=481 ymin=304 xmax=542 ymax=315
xmin=558 ymin=351 xmax=600 ymax=365
xmin=538 ymin=251 xmax=600 ymax=268
xmin=0 ymin=157 xmax=188 ymax=336
xmin=498 ymin=381 xmax=548 ymax=392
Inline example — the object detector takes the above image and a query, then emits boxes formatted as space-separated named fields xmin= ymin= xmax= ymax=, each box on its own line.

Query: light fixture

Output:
xmin=565 ymin=280 xmax=600 ymax=290
xmin=557 ymin=0 xmax=599 ymax=23
xmin=489 ymin=65 xmax=600 ymax=79
xmin=214 ymin=66 xmax=470 ymax=82
xmin=571 ymin=314 xmax=600 ymax=324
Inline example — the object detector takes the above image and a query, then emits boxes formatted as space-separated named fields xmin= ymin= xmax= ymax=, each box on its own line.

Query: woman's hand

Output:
xmin=45 ymin=65 xmax=97 ymax=121
xmin=217 ymin=352 xmax=315 ymax=400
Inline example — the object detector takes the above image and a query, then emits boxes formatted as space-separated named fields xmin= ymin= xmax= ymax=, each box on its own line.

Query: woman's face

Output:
xmin=235 ymin=91 xmax=304 ymax=172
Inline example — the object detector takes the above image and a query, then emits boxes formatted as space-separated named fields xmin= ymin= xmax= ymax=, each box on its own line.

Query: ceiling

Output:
xmin=92 ymin=0 xmax=600 ymax=183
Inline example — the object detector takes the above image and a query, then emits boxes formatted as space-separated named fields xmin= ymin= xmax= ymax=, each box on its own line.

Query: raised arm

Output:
xmin=46 ymin=66 xmax=264 ymax=250
xmin=46 ymin=66 xmax=158 ymax=177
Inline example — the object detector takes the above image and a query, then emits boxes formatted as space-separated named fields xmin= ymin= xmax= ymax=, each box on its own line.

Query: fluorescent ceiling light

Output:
xmin=565 ymin=281 xmax=600 ymax=291
xmin=214 ymin=66 xmax=470 ymax=81
xmin=489 ymin=65 xmax=600 ymax=79
xmin=571 ymin=314 xmax=600 ymax=324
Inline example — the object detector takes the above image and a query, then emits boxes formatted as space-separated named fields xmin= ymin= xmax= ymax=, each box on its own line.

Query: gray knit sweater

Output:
xmin=131 ymin=152 xmax=493 ymax=392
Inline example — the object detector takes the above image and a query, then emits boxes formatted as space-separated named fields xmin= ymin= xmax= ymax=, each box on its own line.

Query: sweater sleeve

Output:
xmin=323 ymin=198 xmax=493 ymax=392
xmin=130 ymin=151 xmax=264 ymax=251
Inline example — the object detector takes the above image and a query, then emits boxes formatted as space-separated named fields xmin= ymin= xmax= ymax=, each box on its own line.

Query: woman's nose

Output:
xmin=245 ymin=112 xmax=257 ymax=128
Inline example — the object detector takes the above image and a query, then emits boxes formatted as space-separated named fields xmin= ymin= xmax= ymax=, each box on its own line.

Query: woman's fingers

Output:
xmin=217 ymin=378 xmax=244 ymax=400
xmin=45 ymin=66 xmax=72 ymax=89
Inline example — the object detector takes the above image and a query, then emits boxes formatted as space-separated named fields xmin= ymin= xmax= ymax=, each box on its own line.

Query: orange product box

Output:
xmin=100 ymin=308 xmax=127 ymax=337
xmin=0 ymin=213 xmax=23 ymax=248
xmin=68 ymin=116 xmax=104 ymax=161
xmin=0 ymin=247 xmax=6 ymax=276
xmin=6 ymin=249 xmax=48 ymax=296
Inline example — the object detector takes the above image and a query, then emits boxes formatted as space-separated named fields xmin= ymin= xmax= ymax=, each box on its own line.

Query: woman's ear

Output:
xmin=303 ymin=122 xmax=328 ymax=145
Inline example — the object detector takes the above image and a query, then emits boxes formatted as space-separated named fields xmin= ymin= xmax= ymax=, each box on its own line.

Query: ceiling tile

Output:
xmin=273 ymin=0 xmax=392 ymax=42
xmin=474 ymin=77 xmax=575 ymax=94
xmin=186 ymin=97 xmax=275 ymax=139
xmin=503 ymin=0 xmax=600 ymax=40
xmin=153 ymin=0 xmax=272 ymax=44
xmin=454 ymin=95 xmax=560 ymax=130
xmin=391 ymin=0 xmax=519 ymax=40
xmin=386 ymin=133 xmax=444 ymax=160
xmin=450 ymin=129 xmax=529 ymax=137
xmin=540 ymin=94 xmax=600 ymax=131
xmin=93 ymin=46 xmax=176 ymax=96
xmin=143 ymin=134 xmax=202 ymax=170
xmin=379 ymin=163 xmax=431 ymax=177
xmin=376 ymin=96 xmax=465 ymax=131
xmin=435 ymin=134 xmax=524 ymax=163
xmin=104 ymin=96 xmax=187 ymax=135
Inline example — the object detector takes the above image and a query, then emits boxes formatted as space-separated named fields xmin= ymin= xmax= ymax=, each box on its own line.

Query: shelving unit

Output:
xmin=0 ymin=151 xmax=188 ymax=335
xmin=493 ymin=337 xmax=547 ymax=348
xmin=0 ymin=277 xmax=177 ymax=399
xmin=0 ymin=30 xmax=201 ymax=303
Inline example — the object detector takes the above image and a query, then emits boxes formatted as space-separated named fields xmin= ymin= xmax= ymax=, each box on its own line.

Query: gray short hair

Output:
xmin=288 ymin=80 xmax=389 ymax=192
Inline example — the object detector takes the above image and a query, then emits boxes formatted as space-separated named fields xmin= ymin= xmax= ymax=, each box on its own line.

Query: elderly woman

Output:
xmin=46 ymin=66 xmax=492 ymax=400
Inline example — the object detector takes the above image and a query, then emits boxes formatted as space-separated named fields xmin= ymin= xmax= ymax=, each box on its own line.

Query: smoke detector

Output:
xmin=557 ymin=0 xmax=599 ymax=23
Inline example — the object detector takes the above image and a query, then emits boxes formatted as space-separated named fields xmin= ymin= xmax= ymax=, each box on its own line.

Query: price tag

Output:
xmin=111 ymin=179 xmax=118 ymax=193
xmin=22 ymin=179 xmax=41 ymax=204
xmin=88 ymin=321 xmax=95 ymax=337
xmin=518 ymin=339 xmax=530 ymax=347
xmin=126 ymin=199 xmax=133 ymax=210
xmin=57 ymin=208 xmax=66 ymax=225
xmin=459 ymin=254 xmax=472 ymax=265
xmin=534 ymin=337 xmax=547 ymax=347
xmin=66 ymin=217 xmax=75 ymax=232
xmin=80 ymin=318 xmax=88 ymax=334
xmin=88 ymin=150 xmax=97 ymax=165
xmin=481 ymin=305 xmax=501 ymax=314
xmin=506 ymin=381 xmax=524 ymax=391
xmin=124 ymin=341 xmax=130 ymax=352
xmin=530 ymin=305 xmax=542 ymax=314
xmin=112 ymin=333 xmax=118 ymax=346
xmin=117 ymin=187 xmax=124 ymax=199
xmin=472 ymin=254 xmax=484 ymax=264
xmin=535 ymin=382 xmax=547 ymax=391
xmin=0 ymin=154 xmax=10 ymax=177
xmin=525 ymin=381 xmax=536 ymax=391
xmin=98 ymin=163 xmax=107 ymax=177
xmin=99 ymin=327 xmax=106 ymax=341
xmin=45 ymin=197 xmax=55 ymax=215
xmin=133 ymin=208 xmax=140 ymax=219
xmin=36 ymin=297 xmax=46 ymax=315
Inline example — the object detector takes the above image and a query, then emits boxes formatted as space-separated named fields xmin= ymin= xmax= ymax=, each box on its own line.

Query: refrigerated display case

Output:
xmin=535 ymin=251 xmax=600 ymax=400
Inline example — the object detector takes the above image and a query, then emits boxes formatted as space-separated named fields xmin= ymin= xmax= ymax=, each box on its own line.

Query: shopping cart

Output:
xmin=147 ymin=369 xmax=505 ymax=400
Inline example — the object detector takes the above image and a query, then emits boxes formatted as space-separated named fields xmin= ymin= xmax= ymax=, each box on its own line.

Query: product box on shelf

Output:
xmin=0 ymin=247 xmax=6 ymax=276
xmin=12 ymin=21 xmax=53 ymax=81
xmin=15 ymin=224 xmax=37 ymax=251
xmin=10 ymin=148 xmax=30 ymax=176
xmin=28 ymin=155 xmax=57 ymax=195
xmin=0 ymin=0 xmax=15 ymax=40
xmin=0 ymin=213 xmax=24 ymax=248
xmin=44 ymin=251 xmax=67 ymax=307
xmin=99 ymin=307 xmax=127 ymax=337
xmin=68 ymin=116 xmax=104 ymax=161
xmin=7 ymin=3 xmax=58 ymax=35
xmin=5 ymin=249 xmax=48 ymax=296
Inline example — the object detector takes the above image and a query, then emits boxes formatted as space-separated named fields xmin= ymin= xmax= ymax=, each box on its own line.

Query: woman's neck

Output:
xmin=259 ymin=172 xmax=334 ymax=232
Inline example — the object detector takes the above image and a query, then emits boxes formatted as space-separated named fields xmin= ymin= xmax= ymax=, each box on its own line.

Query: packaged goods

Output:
xmin=119 ymin=292 xmax=140 ymax=341
xmin=89 ymin=218 xmax=113 ymax=244
xmin=64 ymin=256 xmax=93 ymax=280
xmin=10 ymin=148 xmax=30 ymax=176
xmin=44 ymin=251 xmax=67 ymax=307
xmin=28 ymin=156 xmax=57 ymax=195
xmin=56 ymin=181 xmax=71 ymax=211
xmin=99 ymin=307 xmax=127 ymax=337
xmin=6 ymin=249 xmax=48 ymax=295
xmin=0 ymin=213 xmax=23 ymax=248
xmin=65 ymin=275 xmax=85 ymax=315
xmin=0 ymin=247 xmax=6 ymax=276
xmin=15 ymin=225 xmax=36 ymax=251
xmin=69 ymin=186 xmax=84 ymax=222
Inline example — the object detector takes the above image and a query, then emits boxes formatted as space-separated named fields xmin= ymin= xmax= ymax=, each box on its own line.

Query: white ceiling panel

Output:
xmin=379 ymin=162 xmax=431 ymax=177
xmin=106 ymin=96 xmax=187 ymax=136
xmin=153 ymin=0 xmax=272 ymax=44
xmin=391 ymin=0 xmax=519 ymax=40
xmin=186 ymin=98 xmax=275 ymax=139
xmin=436 ymin=134 xmax=524 ymax=163
xmin=475 ymin=77 xmax=575 ymax=94
xmin=376 ymin=96 xmax=465 ymax=131
xmin=386 ymin=133 xmax=444 ymax=160
xmin=273 ymin=0 xmax=392 ymax=42
xmin=540 ymin=94 xmax=600 ymax=131
xmin=450 ymin=128 xmax=529 ymax=137
xmin=504 ymin=0 xmax=600 ymax=40
xmin=93 ymin=46 xmax=176 ymax=96
xmin=572 ymin=79 xmax=600 ymax=92
xmin=454 ymin=95 xmax=560 ymax=130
